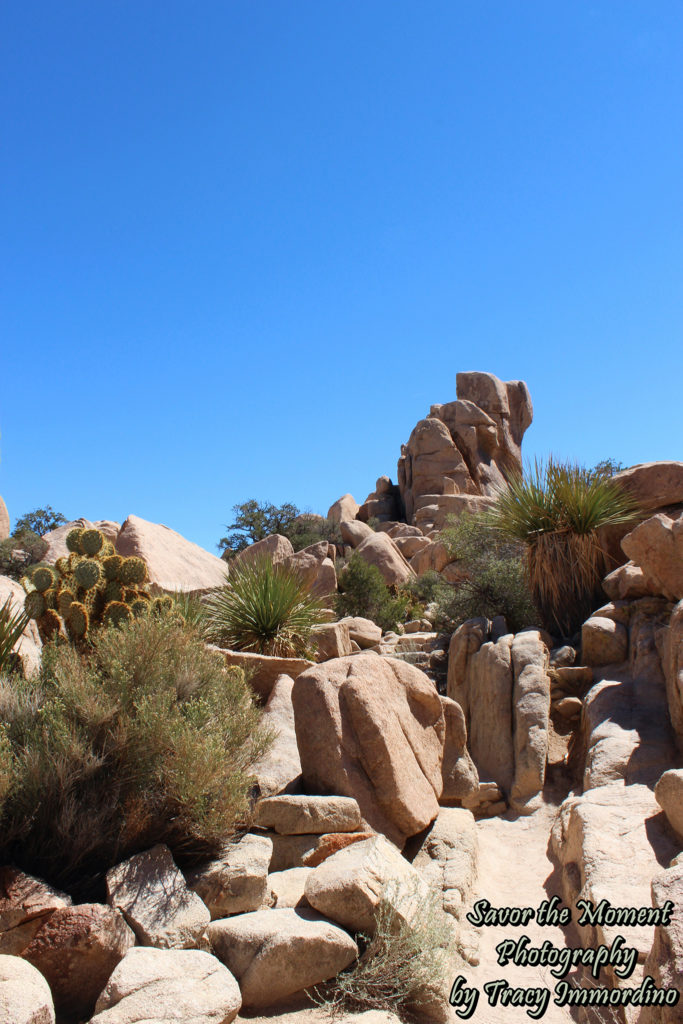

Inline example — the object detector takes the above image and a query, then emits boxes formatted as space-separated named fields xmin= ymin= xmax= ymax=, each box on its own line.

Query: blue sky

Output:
xmin=1 ymin=1 xmax=681 ymax=552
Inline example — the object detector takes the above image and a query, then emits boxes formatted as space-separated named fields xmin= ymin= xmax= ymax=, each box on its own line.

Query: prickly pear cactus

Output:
xmin=22 ymin=527 xmax=153 ymax=644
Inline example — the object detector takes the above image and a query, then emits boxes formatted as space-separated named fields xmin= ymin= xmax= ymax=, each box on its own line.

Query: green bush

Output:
xmin=435 ymin=513 xmax=539 ymax=633
xmin=0 ymin=614 xmax=270 ymax=896
xmin=318 ymin=880 xmax=458 ymax=1020
xmin=286 ymin=515 xmax=343 ymax=553
xmin=0 ymin=596 xmax=30 ymax=675
xmin=204 ymin=555 xmax=326 ymax=657
xmin=482 ymin=458 xmax=639 ymax=636
xmin=335 ymin=553 xmax=408 ymax=633
xmin=0 ymin=531 xmax=49 ymax=581
xmin=218 ymin=500 xmax=343 ymax=558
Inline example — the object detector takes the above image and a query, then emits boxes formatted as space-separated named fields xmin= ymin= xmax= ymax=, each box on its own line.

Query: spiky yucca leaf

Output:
xmin=482 ymin=458 xmax=640 ymax=636
xmin=204 ymin=555 xmax=326 ymax=657
xmin=0 ymin=596 xmax=30 ymax=674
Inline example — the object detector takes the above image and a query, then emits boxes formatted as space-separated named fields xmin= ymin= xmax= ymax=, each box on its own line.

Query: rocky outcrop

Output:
xmin=397 ymin=372 xmax=532 ymax=529
xmin=89 ymin=947 xmax=242 ymax=1024
xmin=337 ymin=616 xmax=382 ymax=648
xmin=406 ymin=808 xmax=478 ymax=920
xmin=640 ymin=863 xmax=683 ymax=1024
xmin=353 ymin=531 xmax=415 ymax=586
xmin=581 ymin=615 xmax=629 ymax=665
xmin=599 ymin=460 xmax=683 ymax=568
xmin=0 ymin=954 xmax=55 ymax=1024
xmin=0 ymin=577 xmax=42 ymax=676
xmin=267 ymin=867 xmax=311 ymax=909
xmin=447 ymin=621 xmax=550 ymax=812
xmin=327 ymin=493 xmax=359 ymax=523
xmin=0 ymin=497 xmax=10 ymax=541
xmin=664 ymin=600 xmax=683 ymax=752
xmin=311 ymin=621 xmax=352 ymax=661
xmin=234 ymin=533 xmax=294 ymax=567
xmin=106 ymin=845 xmax=210 ymax=948
xmin=620 ymin=511 xmax=683 ymax=602
xmin=292 ymin=653 xmax=475 ymax=846
xmin=250 ymin=674 xmax=302 ymax=797
xmin=186 ymin=834 xmax=272 ymax=919
xmin=208 ymin=907 xmax=357 ymax=1008
xmin=115 ymin=514 xmax=229 ymax=592
xmin=284 ymin=541 xmax=337 ymax=598
xmin=357 ymin=476 xmax=402 ymax=524
xmin=655 ymin=769 xmax=683 ymax=841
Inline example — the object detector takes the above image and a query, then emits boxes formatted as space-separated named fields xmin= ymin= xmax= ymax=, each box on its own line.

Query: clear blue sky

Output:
xmin=2 ymin=1 xmax=681 ymax=552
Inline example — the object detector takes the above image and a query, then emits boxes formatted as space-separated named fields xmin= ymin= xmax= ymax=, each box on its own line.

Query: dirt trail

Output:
xmin=458 ymin=795 xmax=580 ymax=1023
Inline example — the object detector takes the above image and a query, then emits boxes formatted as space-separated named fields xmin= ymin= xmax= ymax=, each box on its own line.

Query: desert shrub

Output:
xmin=13 ymin=506 xmax=66 ymax=536
xmin=335 ymin=553 xmax=408 ymax=633
xmin=204 ymin=555 xmax=326 ymax=657
xmin=0 ymin=531 xmax=49 ymax=580
xmin=218 ymin=500 xmax=301 ymax=557
xmin=286 ymin=515 xmax=343 ymax=553
xmin=318 ymin=881 xmax=459 ymax=1021
xmin=482 ymin=458 xmax=640 ymax=636
xmin=0 ymin=596 xmax=30 ymax=675
xmin=166 ymin=590 xmax=208 ymax=632
xmin=0 ymin=614 xmax=270 ymax=895
xmin=435 ymin=513 xmax=539 ymax=633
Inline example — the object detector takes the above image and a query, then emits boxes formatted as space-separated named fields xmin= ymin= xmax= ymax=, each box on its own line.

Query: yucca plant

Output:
xmin=203 ymin=555 xmax=326 ymax=657
xmin=0 ymin=595 xmax=30 ymax=675
xmin=482 ymin=458 xmax=640 ymax=637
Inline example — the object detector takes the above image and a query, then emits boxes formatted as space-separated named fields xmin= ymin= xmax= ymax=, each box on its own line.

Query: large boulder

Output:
xmin=89 ymin=947 xmax=241 ymax=1024
xmin=221 ymin=650 xmax=314 ymax=701
xmin=340 ymin=519 xmax=374 ymax=548
xmin=620 ymin=512 xmax=683 ymax=601
xmin=664 ymin=600 xmax=683 ymax=753
xmin=284 ymin=542 xmax=337 ymax=598
xmin=581 ymin=615 xmax=628 ymax=666
xmin=337 ymin=616 xmax=382 ymax=649
xmin=354 ymin=531 xmax=415 ymax=586
xmin=311 ymin=621 xmax=352 ymax=661
xmin=640 ymin=863 xmax=683 ymax=1024
xmin=0 ymin=954 xmax=55 ymax=1024
xmin=250 ymin=674 xmax=302 ymax=797
xmin=0 ymin=497 xmax=9 ymax=541
xmin=20 ymin=904 xmax=135 ymax=1019
xmin=208 ymin=908 xmax=357 ymax=1008
xmin=254 ymin=795 xmax=361 ymax=835
xmin=509 ymin=631 xmax=551 ymax=813
xmin=655 ymin=769 xmax=683 ymax=841
xmin=185 ymin=834 xmax=272 ymax=919
xmin=0 ymin=577 xmax=42 ymax=677
xmin=327 ymin=494 xmax=359 ymax=523
xmin=232 ymin=533 xmax=294 ymax=567
xmin=611 ymin=461 xmax=683 ymax=512
xmin=292 ymin=654 xmax=452 ymax=846
xmin=0 ymin=868 xmax=71 ymax=956
xmin=42 ymin=518 xmax=120 ymax=562
xmin=115 ymin=514 xmax=229 ymax=593
xmin=106 ymin=845 xmax=210 ymax=948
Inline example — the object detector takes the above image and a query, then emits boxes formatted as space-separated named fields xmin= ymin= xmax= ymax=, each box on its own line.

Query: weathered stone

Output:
xmin=664 ymin=600 xmax=683 ymax=753
xmin=509 ymin=631 xmax=550 ymax=814
xmin=353 ymin=532 xmax=415 ymax=586
xmin=304 ymin=836 xmax=430 ymax=934
xmin=340 ymin=520 xmax=374 ymax=548
xmin=311 ymin=621 xmax=352 ymax=661
xmin=208 ymin=908 xmax=357 ymax=1008
xmin=581 ymin=615 xmax=628 ymax=665
xmin=263 ymin=833 xmax=321 ymax=872
xmin=327 ymin=494 xmax=359 ymax=523
xmin=254 ymin=795 xmax=361 ymax=835
xmin=408 ymin=808 xmax=478 ymax=920
xmin=114 ymin=514 xmax=229 ymax=593
xmin=267 ymin=867 xmax=311 ymax=909
xmin=250 ymin=675 xmax=302 ymax=797
xmin=408 ymin=540 xmax=451 ymax=576
xmin=554 ymin=696 xmax=583 ymax=718
xmin=293 ymin=653 xmax=447 ymax=845
xmin=106 ymin=845 xmax=210 ymax=948
xmin=221 ymin=650 xmax=314 ymax=700
xmin=460 ymin=633 xmax=515 ymax=796
xmin=302 ymin=832 xmax=376 ymax=867
xmin=284 ymin=543 xmax=337 ymax=598
xmin=0 ymin=577 xmax=42 ymax=677
xmin=394 ymin=535 xmax=431 ymax=560
xmin=21 ymin=904 xmax=135 ymax=1019
xmin=90 ymin=946 xmax=241 ymax=1024
xmin=186 ymin=834 xmax=272 ymax=920
xmin=440 ymin=697 xmax=478 ymax=802
xmin=640 ymin=863 xmax=683 ymax=1024
xmin=0 ymin=868 xmax=71 ymax=956
xmin=42 ymin=518 xmax=119 ymax=562
xmin=233 ymin=533 xmax=294 ymax=567
xmin=0 ymin=953 xmax=55 ymax=1024
xmin=387 ymin=523 xmax=424 ymax=540
xmin=446 ymin=617 xmax=488 ymax=711
xmin=602 ymin=561 xmax=655 ymax=600
xmin=621 ymin=511 xmax=683 ymax=601
xmin=0 ymin=497 xmax=10 ymax=541
xmin=611 ymin=460 xmax=683 ymax=511
xmin=655 ymin=769 xmax=683 ymax=841
xmin=338 ymin=616 xmax=382 ymax=649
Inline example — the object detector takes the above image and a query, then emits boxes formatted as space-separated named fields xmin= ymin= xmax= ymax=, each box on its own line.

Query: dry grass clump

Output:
xmin=0 ymin=614 xmax=271 ymax=896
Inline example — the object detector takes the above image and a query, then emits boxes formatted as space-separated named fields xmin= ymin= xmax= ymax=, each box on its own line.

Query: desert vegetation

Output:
xmin=335 ymin=552 xmax=409 ymax=632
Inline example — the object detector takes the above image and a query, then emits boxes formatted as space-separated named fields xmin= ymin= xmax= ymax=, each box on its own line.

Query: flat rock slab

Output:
xmin=107 ymin=844 xmax=210 ymax=948
xmin=0 ymin=953 xmax=55 ymax=1024
xmin=254 ymin=795 xmax=361 ymax=835
xmin=208 ymin=908 xmax=357 ymax=1008
xmin=116 ymin=514 xmax=229 ymax=593
xmin=90 ymin=946 xmax=242 ymax=1024
xmin=186 ymin=834 xmax=272 ymax=920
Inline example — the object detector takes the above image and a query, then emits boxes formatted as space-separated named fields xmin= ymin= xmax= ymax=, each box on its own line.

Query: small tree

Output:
xmin=218 ymin=500 xmax=301 ymax=557
xmin=13 ymin=506 xmax=66 ymax=537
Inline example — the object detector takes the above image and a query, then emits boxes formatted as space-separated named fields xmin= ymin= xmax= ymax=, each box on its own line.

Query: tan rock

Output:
xmin=254 ymin=796 xmax=361 ymax=835
xmin=394 ymin=535 xmax=431 ymax=560
xmin=250 ymin=675 xmax=302 ymax=797
xmin=408 ymin=540 xmax=451 ymax=576
xmin=267 ymin=867 xmax=311 ymax=909
xmin=292 ymin=653 xmax=447 ymax=845
xmin=21 ymin=904 xmax=135 ymax=1019
xmin=664 ymin=600 xmax=683 ymax=753
xmin=354 ymin=532 xmax=414 ymax=586
xmin=655 ymin=769 xmax=683 ymax=841
xmin=263 ymin=833 xmax=320 ymax=872
xmin=446 ymin=617 xmax=489 ymax=709
xmin=640 ymin=863 xmax=683 ymax=1024
xmin=302 ymin=832 xmax=376 ymax=867
xmin=90 ymin=946 xmax=241 ymax=1024
xmin=0 ymin=953 xmax=55 ymax=1024
xmin=621 ymin=511 xmax=683 ymax=601
xmin=284 ymin=542 xmax=337 ymax=598
xmin=509 ymin=630 xmax=550 ymax=814
xmin=186 ymin=834 xmax=272 ymax=920
xmin=208 ymin=908 xmax=357 ymax=1008
xmin=0 ymin=577 xmax=42 ymax=677
xmin=114 ymin=514 xmax=228 ymax=593
xmin=106 ymin=845 xmax=210 ymax=948
xmin=0 ymin=868 xmax=71 ymax=956
xmin=221 ymin=650 xmax=313 ymax=700
xmin=311 ymin=621 xmax=352 ymax=661
xmin=233 ymin=533 xmax=294 ymax=567
xmin=340 ymin=519 xmax=374 ymax=548
xmin=440 ymin=697 xmax=478 ymax=802
xmin=611 ymin=460 xmax=683 ymax=511
xmin=338 ymin=616 xmax=382 ymax=649
xmin=0 ymin=497 xmax=10 ymax=541
xmin=327 ymin=494 xmax=359 ymax=523
xmin=602 ymin=561 xmax=655 ymax=600
xmin=408 ymin=807 xmax=478 ymax=920
xmin=387 ymin=524 xmax=424 ymax=539
xmin=581 ymin=615 xmax=628 ymax=665
xmin=304 ymin=836 xmax=430 ymax=934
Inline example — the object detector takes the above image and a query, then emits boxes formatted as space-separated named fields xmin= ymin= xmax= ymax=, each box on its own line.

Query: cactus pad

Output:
xmin=80 ymin=529 xmax=105 ymax=556
xmin=66 ymin=602 xmax=89 ymax=640
xmin=103 ymin=601 xmax=134 ymax=627
xmin=118 ymin=557 xmax=148 ymax=585
xmin=32 ymin=566 xmax=56 ymax=593
xmin=24 ymin=590 xmax=46 ymax=620
xmin=66 ymin=528 xmax=85 ymax=554
xmin=74 ymin=558 xmax=104 ymax=590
